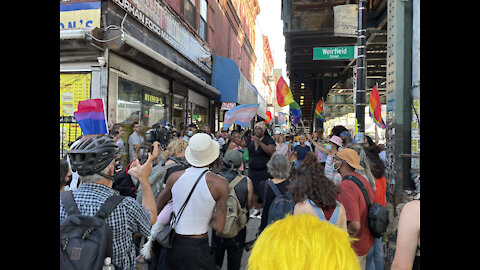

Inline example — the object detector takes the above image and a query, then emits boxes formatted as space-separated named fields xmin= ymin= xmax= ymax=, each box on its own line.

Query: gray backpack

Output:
xmin=60 ymin=191 xmax=125 ymax=270
xmin=136 ymin=159 xmax=186 ymax=203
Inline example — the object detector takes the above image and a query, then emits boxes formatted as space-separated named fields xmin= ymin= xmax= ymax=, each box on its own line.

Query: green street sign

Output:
xmin=313 ymin=46 xmax=357 ymax=60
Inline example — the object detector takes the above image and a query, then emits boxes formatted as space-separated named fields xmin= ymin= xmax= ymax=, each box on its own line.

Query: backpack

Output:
xmin=306 ymin=199 xmax=341 ymax=225
xmin=136 ymin=158 xmax=187 ymax=204
xmin=344 ymin=174 xmax=389 ymax=238
xmin=216 ymin=175 xmax=249 ymax=238
xmin=60 ymin=190 xmax=125 ymax=270
xmin=112 ymin=166 xmax=138 ymax=198
xmin=265 ymin=179 xmax=295 ymax=225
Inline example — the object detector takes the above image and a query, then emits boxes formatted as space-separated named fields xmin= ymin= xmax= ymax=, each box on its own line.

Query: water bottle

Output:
xmin=103 ymin=257 xmax=115 ymax=270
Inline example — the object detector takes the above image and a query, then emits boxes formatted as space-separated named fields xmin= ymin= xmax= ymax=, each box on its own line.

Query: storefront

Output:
xmin=187 ymin=89 xmax=209 ymax=128
xmin=60 ymin=0 xmax=221 ymax=162
xmin=107 ymin=52 xmax=171 ymax=136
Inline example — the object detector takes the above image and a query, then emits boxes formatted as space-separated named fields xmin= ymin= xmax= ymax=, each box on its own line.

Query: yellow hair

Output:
xmin=248 ymin=214 xmax=360 ymax=270
xmin=161 ymin=138 xmax=188 ymax=160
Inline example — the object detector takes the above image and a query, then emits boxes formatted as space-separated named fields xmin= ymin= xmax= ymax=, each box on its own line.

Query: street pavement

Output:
xmin=218 ymin=210 xmax=261 ymax=270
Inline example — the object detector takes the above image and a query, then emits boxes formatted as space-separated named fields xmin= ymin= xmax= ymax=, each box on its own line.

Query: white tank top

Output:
xmin=171 ymin=167 xmax=216 ymax=235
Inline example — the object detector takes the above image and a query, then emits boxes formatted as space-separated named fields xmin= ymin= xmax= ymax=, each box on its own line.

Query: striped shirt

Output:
xmin=60 ymin=183 xmax=151 ymax=270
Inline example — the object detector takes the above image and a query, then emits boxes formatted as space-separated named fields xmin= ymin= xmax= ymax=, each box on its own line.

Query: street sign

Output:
xmin=313 ymin=46 xmax=357 ymax=60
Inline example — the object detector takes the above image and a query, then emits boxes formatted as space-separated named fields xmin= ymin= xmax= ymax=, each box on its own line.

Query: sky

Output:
xmin=256 ymin=0 xmax=288 ymax=84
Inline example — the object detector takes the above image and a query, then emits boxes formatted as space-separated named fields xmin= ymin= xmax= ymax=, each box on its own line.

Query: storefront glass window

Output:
xmin=192 ymin=103 xmax=207 ymax=128
xmin=173 ymin=96 xmax=185 ymax=128
xmin=117 ymin=77 xmax=170 ymax=132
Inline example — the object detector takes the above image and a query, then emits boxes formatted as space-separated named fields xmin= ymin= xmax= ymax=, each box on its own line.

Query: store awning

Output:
xmin=212 ymin=55 xmax=266 ymax=119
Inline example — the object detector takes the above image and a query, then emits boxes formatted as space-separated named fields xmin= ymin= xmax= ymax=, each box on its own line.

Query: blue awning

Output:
xmin=212 ymin=55 xmax=266 ymax=119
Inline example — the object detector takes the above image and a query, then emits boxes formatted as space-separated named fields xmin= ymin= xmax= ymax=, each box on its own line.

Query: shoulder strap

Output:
xmin=173 ymin=169 xmax=209 ymax=227
xmin=267 ymin=179 xmax=282 ymax=197
xmin=229 ymin=175 xmax=245 ymax=190
xmin=60 ymin=190 xmax=80 ymax=216
xmin=95 ymin=195 xmax=126 ymax=219
xmin=306 ymin=199 xmax=327 ymax=220
xmin=344 ymin=175 xmax=371 ymax=207
xmin=329 ymin=202 xmax=341 ymax=224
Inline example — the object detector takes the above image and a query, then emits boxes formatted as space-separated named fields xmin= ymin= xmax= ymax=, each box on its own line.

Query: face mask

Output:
xmin=333 ymin=160 xmax=342 ymax=171
xmin=326 ymin=144 xmax=332 ymax=151
xmin=187 ymin=130 xmax=193 ymax=136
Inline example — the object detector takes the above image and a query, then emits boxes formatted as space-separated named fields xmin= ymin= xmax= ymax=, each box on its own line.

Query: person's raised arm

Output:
xmin=307 ymin=134 xmax=330 ymax=155
xmin=127 ymin=145 xmax=160 ymax=226
xmin=222 ymin=132 xmax=247 ymax=147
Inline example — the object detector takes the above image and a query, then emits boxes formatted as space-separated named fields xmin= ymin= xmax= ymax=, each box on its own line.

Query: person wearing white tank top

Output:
xmin=155 ymin=134 xmax=229 ymax=270
xmin=171 ymin=167 xmax=216 ymax=235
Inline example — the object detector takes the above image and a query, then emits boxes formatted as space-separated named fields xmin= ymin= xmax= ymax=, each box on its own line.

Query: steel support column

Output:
xmin=355 ymin=0 xmax=368 ymax=135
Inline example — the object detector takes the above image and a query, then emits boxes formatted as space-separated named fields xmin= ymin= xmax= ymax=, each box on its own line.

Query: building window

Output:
xmin=184 ymin=0 xmax=196 ymax=28
xmin=117 ymin=77 xmax=170 ymax=131
xmin=199 ymin=0 xmax=208 ymax=41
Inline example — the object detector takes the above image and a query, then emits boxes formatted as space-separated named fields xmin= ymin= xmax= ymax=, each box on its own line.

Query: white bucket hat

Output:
xmin=185 ymin=133 xmax=220 ymax=167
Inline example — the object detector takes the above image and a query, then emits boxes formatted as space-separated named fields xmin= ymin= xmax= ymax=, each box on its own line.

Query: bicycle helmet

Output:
xmin=68 ymin=135 xmax=118 ymax=176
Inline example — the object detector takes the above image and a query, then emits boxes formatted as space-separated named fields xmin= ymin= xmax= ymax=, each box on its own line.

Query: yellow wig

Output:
xmin=248 ymin=214 xmax=360 ymax=270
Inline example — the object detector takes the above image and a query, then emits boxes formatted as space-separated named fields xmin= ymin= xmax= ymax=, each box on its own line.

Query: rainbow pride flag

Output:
xmin=276 ymin=76 xmax=294 ymax=107
xmin=74 ymin=99 xmax=108 ymax=135
xmin=289 ymin=101 xmax=302 ymax=125
xmin=315 ymin=99 xmax=325 ymax=122
xmin=369 ymin=85 xmax=386 ymax=129
xmin=223 ymin=103 xmax=259 ymax=129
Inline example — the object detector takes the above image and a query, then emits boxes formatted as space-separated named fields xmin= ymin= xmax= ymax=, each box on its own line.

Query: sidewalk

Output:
xmin=219 ymin=211 xmax=261 ymax=270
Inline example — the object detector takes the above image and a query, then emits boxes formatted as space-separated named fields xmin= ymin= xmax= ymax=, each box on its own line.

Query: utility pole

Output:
xmin=355 ymin=0 xmax=367 ymax=134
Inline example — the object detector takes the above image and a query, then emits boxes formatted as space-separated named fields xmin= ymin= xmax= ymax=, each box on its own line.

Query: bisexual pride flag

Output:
xmin=223 ymin=103 xmax=259 ymax=129
xmin=74 ymin=99 xmax=108 ymax=135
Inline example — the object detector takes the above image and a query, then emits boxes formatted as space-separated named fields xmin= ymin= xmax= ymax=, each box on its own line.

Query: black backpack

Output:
xmin=112 ymin=167 xmax=139 ymax=198
xmin=343 ymin=175 xmax=389 ymax=238
xmin=60 ymin=191 xmax=125 ymax=270
xmin=264 ymin=180 xmax=295 ymax=225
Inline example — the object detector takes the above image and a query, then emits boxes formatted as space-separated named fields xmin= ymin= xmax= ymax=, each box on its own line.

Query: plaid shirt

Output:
xmin=60 ymin=183 xmax=151 ymax=270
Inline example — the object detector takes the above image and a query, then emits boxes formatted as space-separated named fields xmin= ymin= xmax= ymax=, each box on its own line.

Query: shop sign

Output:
xmin=111 ymin=0 xmax=212 ymax=73
xmin=144 ymin=93 xmax=164 ymax=106
xmin=60 ymin=1 xmax=101 ymax=29
xmin=221 ymin=102 xmax=236 ymax=111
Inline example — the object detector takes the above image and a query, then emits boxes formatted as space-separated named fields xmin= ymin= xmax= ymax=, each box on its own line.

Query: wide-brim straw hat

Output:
xmin=335 ymin=148 xmax=364 ymax=170
xmin=185 ymin=133 xmax=220 ymax=167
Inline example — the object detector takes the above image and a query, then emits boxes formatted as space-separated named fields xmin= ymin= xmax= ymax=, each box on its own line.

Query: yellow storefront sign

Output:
xmin=60 ymin=1 xmax=101 ymax=29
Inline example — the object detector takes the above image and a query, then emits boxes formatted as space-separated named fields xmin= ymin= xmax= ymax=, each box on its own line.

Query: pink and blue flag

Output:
xmin=223 ymin=103 xmax=259 ymax=129
xmin=74 ymin=99 xmax=108 ymax=135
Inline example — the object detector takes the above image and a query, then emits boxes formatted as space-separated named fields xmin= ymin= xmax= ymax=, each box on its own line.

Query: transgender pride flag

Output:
xmin=74 ymin=99 xmax=108 ymax=135
xmin=223 ymin=103 xmax=259 ymax=129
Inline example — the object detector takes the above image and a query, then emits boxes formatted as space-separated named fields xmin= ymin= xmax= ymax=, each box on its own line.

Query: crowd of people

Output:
xmin=60 ymin=120 xmax=419 ymax=270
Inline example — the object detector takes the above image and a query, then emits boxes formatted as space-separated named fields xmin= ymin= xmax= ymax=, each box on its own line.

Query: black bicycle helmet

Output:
xmin=68 ymin=135 xmax=118 ymax=176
